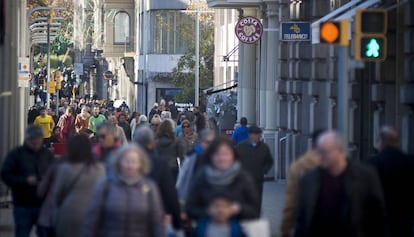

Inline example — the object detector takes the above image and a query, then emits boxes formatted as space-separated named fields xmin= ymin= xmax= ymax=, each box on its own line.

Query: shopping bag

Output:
xmin=241 ymin=219 xmax=271 ymax=237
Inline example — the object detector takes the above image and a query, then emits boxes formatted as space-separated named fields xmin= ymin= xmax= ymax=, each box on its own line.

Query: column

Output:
xmin=259 ymin=16 xmax=268 ymax=128
xmin=238 ymin=8 xmax=257 ymax=125
xmin=263 ymin=2 xmax=280 ymax=179
xmin=265 ymin=2 xmax=279 ymax=130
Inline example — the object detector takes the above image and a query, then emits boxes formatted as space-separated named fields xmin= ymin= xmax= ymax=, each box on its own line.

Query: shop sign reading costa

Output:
xmin=235 ymin=16 xmax=263 ymax=44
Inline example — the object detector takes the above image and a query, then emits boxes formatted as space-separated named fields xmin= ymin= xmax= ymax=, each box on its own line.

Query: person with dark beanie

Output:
xmin=235 ymin=125 xmax=274 ymax=215
xmin=1 ymin=125 xmax=54 ymax=237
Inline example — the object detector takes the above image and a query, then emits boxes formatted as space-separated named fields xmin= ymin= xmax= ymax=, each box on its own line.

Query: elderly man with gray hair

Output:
xmin=132 ymin=127 xmax=182 ymax=231
xmin=294 ymin=131 xmax=385 ymax=237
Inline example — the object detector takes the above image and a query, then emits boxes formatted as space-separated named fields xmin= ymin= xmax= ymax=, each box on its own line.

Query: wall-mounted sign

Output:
xmin=18 ymin=57 xmax=30 ymax=88
xmin=235 ymin=16 xmax=263 ymax=44
xmin=281 ymin=22 xmax=311 ymax=41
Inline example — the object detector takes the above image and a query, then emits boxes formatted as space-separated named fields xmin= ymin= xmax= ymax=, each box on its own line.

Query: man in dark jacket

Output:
xmin=93 ymin=121 xmax=121 ymax=175
xmin=367 ymin=126 xmax=414 ymax=237
xmin=235 ymin=125 xmax=273 ymax=214
xmin=294 ymin=131 xmax=385 ymax=237
xmin=132 ymin=126 xmax=182 ymax=231
xmin=193 ymin=106 xmax=206 ymax=133
xmin=118 ymin=113 xmax=131 ymax=140
xmin=1 ymin=125 xmax=54 ymax=237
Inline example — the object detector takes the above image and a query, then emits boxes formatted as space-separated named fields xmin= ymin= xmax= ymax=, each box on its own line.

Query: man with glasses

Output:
xmin=92 ymin=121 xmax=121 ymax=175
xmin=150 ymin=115 xmax=162 ymax=133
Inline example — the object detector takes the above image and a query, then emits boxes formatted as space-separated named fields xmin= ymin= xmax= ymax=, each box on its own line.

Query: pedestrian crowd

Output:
xmin=2 ymin=98 xmax=413 ymax=237
xmin=2 ymin=98 xmax=274 ymax=237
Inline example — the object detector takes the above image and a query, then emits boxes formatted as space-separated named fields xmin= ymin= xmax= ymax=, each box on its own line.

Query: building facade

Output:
xmin=213 ymin=9 xmax=239 ymax=87
xmin=207 ymin=0 xmax=414 ymax=180
xmin=73 ymin=0 xmax=136 ymax=107
xmin=137 ymin=0 xmax=190 ymax=114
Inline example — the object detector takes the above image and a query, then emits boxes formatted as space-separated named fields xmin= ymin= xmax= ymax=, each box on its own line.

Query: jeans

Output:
xmin=13 ymin=207 xmax=48 ymax=237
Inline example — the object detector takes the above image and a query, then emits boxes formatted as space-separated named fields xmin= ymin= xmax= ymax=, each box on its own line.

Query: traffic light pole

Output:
xmin=337 ymin=46 xmax=349 ymax=146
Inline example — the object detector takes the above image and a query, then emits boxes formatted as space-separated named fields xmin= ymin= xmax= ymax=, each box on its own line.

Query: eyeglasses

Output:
xmin=151 ymin=123 xmax=159 ymax=127
xmin=182 ymin=125 xmax=190 ymax=128
xmin=98 ymin=134 xmax=106 ymax=140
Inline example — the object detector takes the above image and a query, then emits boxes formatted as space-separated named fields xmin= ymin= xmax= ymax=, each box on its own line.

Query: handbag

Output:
xmin=241 ymin=219 xmax=271 ymax=237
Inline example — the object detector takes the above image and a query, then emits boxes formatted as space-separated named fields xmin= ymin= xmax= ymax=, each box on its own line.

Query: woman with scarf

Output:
xmin=185 ymin=137 xmax=259 ymax=221
xmin=75 ymin=106 xmax=91 ymax=135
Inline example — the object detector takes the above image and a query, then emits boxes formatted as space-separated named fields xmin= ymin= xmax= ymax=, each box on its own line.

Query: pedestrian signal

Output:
xmin=319 ymin=20 xmax=349 ymax=46
xmin=354 ymin=9 xmax=387 ymax=61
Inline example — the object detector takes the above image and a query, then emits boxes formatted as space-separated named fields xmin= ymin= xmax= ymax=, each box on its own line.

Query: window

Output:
xmin=114 ymin=12 xmax=130 ymax=44
xmin=152 ymin=11 xmax=193 ymax=54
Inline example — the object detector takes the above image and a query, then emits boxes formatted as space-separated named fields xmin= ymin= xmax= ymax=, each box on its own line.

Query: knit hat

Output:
xmin=248 ymin=125 xmax=262 ymax=134
xmin=25 ymin=125 xmax=44 ymax=140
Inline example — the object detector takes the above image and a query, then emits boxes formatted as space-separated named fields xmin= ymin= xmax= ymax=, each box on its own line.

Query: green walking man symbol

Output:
xmin=366 ymin=38 xmax=380 ymax=58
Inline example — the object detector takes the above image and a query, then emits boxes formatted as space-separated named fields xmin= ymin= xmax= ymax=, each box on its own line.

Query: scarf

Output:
xmin=205 ymin=162 xmax=241 ymax=186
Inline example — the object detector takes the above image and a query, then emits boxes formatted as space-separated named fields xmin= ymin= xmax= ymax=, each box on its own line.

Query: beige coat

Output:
xmin=53 ymin=162 xmax=105 ymax=237
xmin=280 ymin=150 xmax=320 ymax=237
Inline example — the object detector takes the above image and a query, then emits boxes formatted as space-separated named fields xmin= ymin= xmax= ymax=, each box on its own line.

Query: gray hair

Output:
xmin=111 ymin=144 xmax=151 ymax=175
xmin=318 ymin=130 xmax=346 ymax=152
xmin=133 ymin=126 xmax=155 ymax=148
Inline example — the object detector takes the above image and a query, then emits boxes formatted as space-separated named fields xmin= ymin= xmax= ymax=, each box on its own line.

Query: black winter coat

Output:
xmin=146 ymin=149 xmax=182 ymax=229
xmin=186 ymin=167 xmax=260 ymax=221
xmin=155 ymin=137 xmax=185 ymax=168
xmin=1 ymin=144 xmax=54 ymax=207
xmin=367 ymin=147 xmax=414 ymax=237
xmin=236 ymin=141 xmax=274 ymax=183
xmin=294 ymin=161 xmax=386 ymax=237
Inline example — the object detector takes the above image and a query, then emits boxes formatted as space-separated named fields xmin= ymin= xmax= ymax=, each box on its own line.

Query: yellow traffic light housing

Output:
xmin=56 ymin=71 xmax=62 ymax=90
xmin=354 ymin=9 xmax=387 ymax=62
xmin=319 ymin=20 xmax=349 ymax=46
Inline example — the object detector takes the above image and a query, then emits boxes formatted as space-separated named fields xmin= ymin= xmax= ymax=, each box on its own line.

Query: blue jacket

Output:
xmin=232 ymin=126 xmax=249 ymax=145
xmin=195 ymin=218 xmax=246 ymax=237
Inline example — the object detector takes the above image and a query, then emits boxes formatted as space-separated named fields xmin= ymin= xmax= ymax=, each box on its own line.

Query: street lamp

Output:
xmin=27 ymin=7 xmax=65 ymax=109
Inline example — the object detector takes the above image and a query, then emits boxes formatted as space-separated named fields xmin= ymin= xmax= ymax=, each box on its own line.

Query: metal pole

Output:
xmin=46 ymin=19 xmax=51 ymax=109
xmin=337 ymin=46 xmax=349 ymax=145
xmin=195 ymin=10 xmax=200 ymax=107
xmin=56 ymin=71 xmax=59 ymax=114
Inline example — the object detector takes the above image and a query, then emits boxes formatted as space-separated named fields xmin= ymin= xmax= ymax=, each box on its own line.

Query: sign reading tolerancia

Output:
xmin=235 ymin=16 xmax=263 ymax=44
xmin=281 ymin=22 xmax=311 ymax=41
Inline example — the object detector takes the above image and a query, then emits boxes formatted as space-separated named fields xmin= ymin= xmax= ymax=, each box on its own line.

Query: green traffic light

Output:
xmin=365 ymin=38 xmax=380 ymax=58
